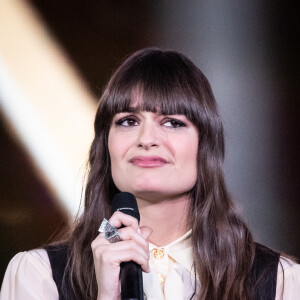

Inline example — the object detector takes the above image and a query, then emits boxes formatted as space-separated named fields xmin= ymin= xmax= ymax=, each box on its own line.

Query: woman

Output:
xmin=1 ymin=48 xmax=299 ymax=300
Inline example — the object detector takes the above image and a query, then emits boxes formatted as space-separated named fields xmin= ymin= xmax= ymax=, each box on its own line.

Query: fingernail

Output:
xmin=137 ymin=227 xmax=141 ymax=234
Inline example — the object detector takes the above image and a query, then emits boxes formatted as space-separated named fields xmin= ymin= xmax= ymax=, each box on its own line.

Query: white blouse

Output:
xmin=1 ymin=232 xmax=299 ymax=300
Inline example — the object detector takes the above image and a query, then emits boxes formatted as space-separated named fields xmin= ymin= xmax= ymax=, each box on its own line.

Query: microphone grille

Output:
xmin=111 ymin=192 xmax=140 ymax=222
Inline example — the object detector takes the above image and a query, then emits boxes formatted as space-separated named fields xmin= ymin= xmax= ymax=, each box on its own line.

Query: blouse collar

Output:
xmin=148 ymin=229 xmax=195 ymax=275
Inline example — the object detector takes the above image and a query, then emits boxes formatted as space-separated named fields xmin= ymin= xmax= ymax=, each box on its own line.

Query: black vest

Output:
xmin=44 ymin=243 xmax=279 ymax=300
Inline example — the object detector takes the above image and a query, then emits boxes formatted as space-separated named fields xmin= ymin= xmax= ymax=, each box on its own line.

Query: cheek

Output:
xmin=176 ymin=136 xmax=198 ymax=181
xmin=184 ymin=151 xmax=198 ymax=185
xmin=175 ymin=133 xmax=198 ymax=159
xmin=108 ymin=130 xmax=127 ymax=159
xmin=108 ymin=129 xmax=133 ymax=157
xmin=108 ymin=131 xmax=131 ymax=190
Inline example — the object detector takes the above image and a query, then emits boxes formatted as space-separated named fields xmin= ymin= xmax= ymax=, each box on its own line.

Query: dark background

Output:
xmin=1 ymin=0 xmax=299 ymax=283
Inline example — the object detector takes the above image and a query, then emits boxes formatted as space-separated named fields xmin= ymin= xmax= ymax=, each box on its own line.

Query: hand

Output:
xmin=91 ymin=211 xmax=152 ymax=300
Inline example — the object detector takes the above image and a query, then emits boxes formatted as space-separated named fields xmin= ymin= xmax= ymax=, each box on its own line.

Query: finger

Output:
xmin=93 ymin=239 xmax=148 ymax=260
xmin=118 ymin=226 xmax=148 ymax=248
xmin=109 ymin=211 xmax=139 ymax=229
xmin=92 ymin=240 xmax=150 ymax=272
xmin=102 ymin=247 xmax=150 ymax=273
xmin=94 ymin=225 xmax=148 ymax=249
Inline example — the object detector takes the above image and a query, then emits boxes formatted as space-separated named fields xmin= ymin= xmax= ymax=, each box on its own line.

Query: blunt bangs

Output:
xmin=95 ymin=48 xmax=221 ymax=153
xmin=99 ymin=49 xmax=215 ymax=128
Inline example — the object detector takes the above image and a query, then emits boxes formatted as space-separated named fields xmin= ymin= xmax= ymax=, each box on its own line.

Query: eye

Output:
xmin=163 ymin=118 xmax=186 ymax=128
xmin=115 ymin=116 xmax=139 ymax=127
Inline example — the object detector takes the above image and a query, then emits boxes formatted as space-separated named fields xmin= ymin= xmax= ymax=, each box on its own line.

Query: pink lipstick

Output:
xmin=129 ymin=156 xmax=168 ymax=168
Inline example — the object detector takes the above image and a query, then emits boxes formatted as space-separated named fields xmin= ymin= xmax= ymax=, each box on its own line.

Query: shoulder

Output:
xmin=5 ymin=249 xmax=52 ymax=276
xmin=0 ymin=249 xmax=58 ymax=299
xmin=278 ymin=256 xmax=300 ymax=276
xmin=251 ymin=243 xmax=280 ymax=299
xmin=275 ymin=256 xmax=300 ymax=299
xmin=251 ymin=243 xmax=300 ymax=300
xmin=29 ymin=248 xmax=51 ymax=265
xmin=43 ymin=243 xmax=73 ymax=299
xmin=43 ymin=243 xmax=69 ymax=277
xmin=251 ymin=243 xmax=280 ymax=282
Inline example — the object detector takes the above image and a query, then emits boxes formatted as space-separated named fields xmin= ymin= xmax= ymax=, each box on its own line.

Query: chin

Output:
xmin=127 ymin=176 xmax=161 ymax=190
xmin=132 ymin=190 xmax=170 ymax=202
xmin=131 ymin=185 xmax=186 ymax=200
xmin=130 ymin=184 xmax=164 ymax=195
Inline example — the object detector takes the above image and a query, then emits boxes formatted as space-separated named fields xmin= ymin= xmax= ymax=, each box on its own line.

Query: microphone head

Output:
xmin=111 ymin=192 xmax=140 ymax=222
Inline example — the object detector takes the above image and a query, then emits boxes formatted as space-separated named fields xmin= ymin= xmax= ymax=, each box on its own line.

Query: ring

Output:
xmin=98 ymin=218 xmax=121 ymax=243
xmin=98 ymin=218 xmax=109 ymax=233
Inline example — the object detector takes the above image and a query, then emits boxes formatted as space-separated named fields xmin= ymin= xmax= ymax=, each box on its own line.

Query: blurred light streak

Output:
xmin=0 ymin=0 xmax=97 ymax=216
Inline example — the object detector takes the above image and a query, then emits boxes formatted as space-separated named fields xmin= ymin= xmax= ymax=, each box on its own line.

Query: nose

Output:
xmin=137 ymin=121 xmax=160 ymax=150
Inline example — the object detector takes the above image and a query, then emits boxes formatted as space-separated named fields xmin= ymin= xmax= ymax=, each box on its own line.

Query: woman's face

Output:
xmin=108 ymin=109 xmax=199 ymax=201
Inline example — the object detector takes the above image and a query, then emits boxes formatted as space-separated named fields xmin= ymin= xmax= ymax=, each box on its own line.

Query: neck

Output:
xmin=137 ymin=194 xmax=190 ymax=247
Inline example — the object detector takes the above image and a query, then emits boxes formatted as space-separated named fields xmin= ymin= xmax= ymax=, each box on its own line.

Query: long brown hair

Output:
xmin=64 ymin=48 xmax=255 ymax=299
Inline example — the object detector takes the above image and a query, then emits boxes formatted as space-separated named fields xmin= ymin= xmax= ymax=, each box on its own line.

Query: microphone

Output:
xmin=111 ymin=192 xmax=143 ymax=300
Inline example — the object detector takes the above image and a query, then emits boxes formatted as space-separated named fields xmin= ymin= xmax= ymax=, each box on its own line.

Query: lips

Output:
xmin=129 ymin=156 xmax=168 ymax=167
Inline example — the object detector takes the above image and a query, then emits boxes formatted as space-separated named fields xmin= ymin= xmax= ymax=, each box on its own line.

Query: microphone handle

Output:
xmin=120 ymin=261 xmax=143 ymax=300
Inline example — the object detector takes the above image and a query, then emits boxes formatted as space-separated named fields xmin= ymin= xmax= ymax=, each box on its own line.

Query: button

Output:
xmin=153 ymin=248 xmax=165 ymax=259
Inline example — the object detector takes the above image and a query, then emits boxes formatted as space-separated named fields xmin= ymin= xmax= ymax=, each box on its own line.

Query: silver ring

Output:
xmin=98 ymin=218 xmax=109 ymax=233
xmin=98 ymin=218 xmax=121 ymax=243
